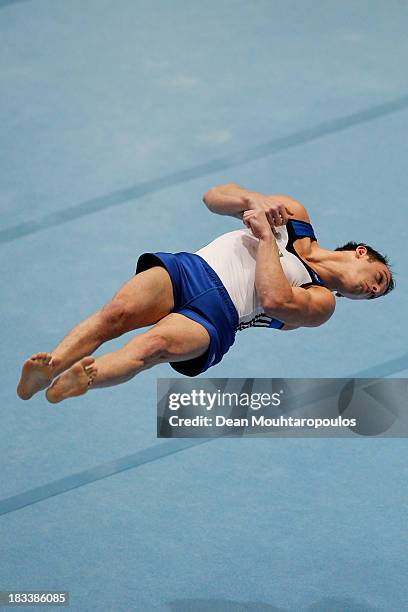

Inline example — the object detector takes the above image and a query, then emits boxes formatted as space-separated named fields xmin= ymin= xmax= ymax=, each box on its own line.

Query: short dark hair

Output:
xmin=335 ymin=242 xmax=395 ymax=296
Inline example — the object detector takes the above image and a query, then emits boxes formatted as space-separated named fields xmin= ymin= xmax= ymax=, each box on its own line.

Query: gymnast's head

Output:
xmin=333 ymin=242 xmax=395 ymax=300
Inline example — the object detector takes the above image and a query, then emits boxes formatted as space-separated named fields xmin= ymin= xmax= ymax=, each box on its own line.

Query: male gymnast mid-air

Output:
xmin=17 ymin=183 xmax=394 ymax=403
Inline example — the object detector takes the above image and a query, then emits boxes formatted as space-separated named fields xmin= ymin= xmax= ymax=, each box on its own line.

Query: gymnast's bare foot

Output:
xmin=46 ymin=357 xmax=97 ymax=404
xmin=17 ymin=352 xmax=61 ymax=400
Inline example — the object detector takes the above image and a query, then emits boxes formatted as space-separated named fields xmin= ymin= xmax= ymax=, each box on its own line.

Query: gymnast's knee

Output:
xmin=98 ymin=299 xmax=130 ymax=339
xmin=138 ymin=332 xmax=171 ymax=365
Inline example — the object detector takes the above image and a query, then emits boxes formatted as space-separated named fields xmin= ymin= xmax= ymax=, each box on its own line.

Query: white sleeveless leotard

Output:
xmin=195 ymin=219 xmax=325 ymax=330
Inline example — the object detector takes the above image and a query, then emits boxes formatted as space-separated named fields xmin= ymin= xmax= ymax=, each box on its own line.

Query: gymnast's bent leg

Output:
xmin=45 ymin=313 xmax=210 ymax=403
xmin=17 ymin=267 xmax=174 ymax=400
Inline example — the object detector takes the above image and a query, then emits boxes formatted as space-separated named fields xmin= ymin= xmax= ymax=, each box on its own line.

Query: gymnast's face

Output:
xmin=337 ymin=247 xmax=391 ymax=300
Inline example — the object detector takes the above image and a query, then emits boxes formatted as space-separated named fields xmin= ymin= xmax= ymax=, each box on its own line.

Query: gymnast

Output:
xmin=17 ymin=183 xmax=394 ymax=403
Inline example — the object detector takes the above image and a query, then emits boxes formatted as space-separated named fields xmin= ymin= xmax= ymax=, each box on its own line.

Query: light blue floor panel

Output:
xmin=1 ymin=1 xmax=407 ymax=610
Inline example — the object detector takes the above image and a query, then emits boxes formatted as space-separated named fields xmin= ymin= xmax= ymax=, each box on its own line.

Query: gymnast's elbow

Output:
xmin=202 ymin=183 xmax=238 ymax=208
xmin=261 ymin=296 xmax=287 ymax=317
xmin=202 ymin=188 xmax=215 ymax=209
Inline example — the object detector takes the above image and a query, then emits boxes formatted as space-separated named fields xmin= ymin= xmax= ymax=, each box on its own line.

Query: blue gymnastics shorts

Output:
xmin=135 ymin=251 xmax=239 ymax=376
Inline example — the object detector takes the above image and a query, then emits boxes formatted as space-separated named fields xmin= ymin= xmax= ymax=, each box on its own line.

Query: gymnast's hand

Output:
xmin=243 ymin=209 xmax=273 ymax=240
xmin=243 ymin=195 xmax=294 ymax=227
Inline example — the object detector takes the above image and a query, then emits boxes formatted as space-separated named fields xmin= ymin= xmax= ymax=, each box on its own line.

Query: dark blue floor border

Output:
xmin=1 ymin=95 xmax=408 ymax=246
xmin=0 ymin=352 xmax=407 ymax=517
